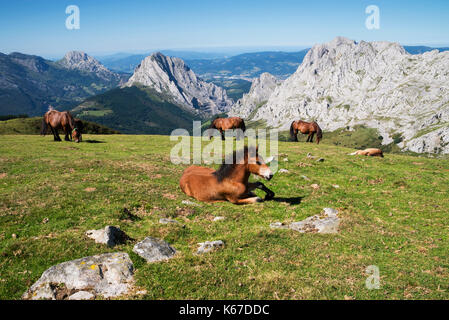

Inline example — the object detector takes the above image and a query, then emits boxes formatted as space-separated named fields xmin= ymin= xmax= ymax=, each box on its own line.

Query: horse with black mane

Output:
xmin=180 ymin=146 xmax=275 ymax=205
xmin=41 ymin=109 xmax=82 ymax=143
xmin=290 ymin=120 xmax=322 ymax=144
xmin=209 ymin=116 xmax=246 ymax=140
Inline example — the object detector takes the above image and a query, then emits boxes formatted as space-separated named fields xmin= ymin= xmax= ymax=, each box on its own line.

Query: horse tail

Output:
xmin=290 ymin=121 xmax=297 ymax=141
xmin=41 ymin=115 xmax=48 ymax=136
xmin=315 ymin=122 xmax=322 ymax=144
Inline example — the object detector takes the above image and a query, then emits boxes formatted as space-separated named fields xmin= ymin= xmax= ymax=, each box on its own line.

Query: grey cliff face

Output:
xmin=231 ymin=37 xmax=449 ymax=154
xmin=125 ymin=52 xmax=233 ymax=115
xmin=229 ymin=72 xmax=282 ymax=119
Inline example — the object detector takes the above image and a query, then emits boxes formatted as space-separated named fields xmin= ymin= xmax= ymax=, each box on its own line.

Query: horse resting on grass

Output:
xmin=290 ymin=120 xmax=322 ymax=144
xmin=180 ymin=146 xmax=275 ymax=205
xmin=349 ymin=148 xmax=384 ymax=157
xmin=41 ymin=109 xmax=83 ymax=143
xmin=209 ymin=117 xmax=246 ymax=140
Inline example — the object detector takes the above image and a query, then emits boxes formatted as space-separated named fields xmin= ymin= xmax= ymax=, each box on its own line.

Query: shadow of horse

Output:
xmin=271 ymin=196 xmax=303 ymax=205
xmin=84 ymin=139 xmax=106 ymax=143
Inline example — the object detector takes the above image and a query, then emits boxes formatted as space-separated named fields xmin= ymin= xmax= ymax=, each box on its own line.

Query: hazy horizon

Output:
xmin=4 ymin=40 xmax=449 ymax=62
xmin=1 ymin=0 xmax=449 ymax=59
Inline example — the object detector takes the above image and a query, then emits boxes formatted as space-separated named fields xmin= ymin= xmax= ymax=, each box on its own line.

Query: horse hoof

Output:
xmin=265 ymin=193 xmax=275 ymax=201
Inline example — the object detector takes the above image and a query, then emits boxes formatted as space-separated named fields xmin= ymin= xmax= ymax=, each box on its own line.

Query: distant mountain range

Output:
xmin=98 ymin=50 xmax=230 ymax=74
xmin=99 ymin=50 xmax=311 ymax=79
xmin=0 ymin=51 xmax=129 ymax=116
xmin=403 ymin=46 xmax=449 ymax=55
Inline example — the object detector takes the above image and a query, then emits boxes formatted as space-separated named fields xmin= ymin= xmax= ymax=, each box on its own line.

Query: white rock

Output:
xmin=133 ymin=237 xmax=176 ymax=263
xmin=197 ymin=240 xmax=224 ymax=254
xmin=86 ymin=226 xmax=128 ymax=247
xmin=213 ymin=216 xmax=225 ymax=221
xmin=22 ymin=253 xmax=134 ymax=300
xmin=68 ymin=291 xmax=95 ymax=300
xmin=159 ymin=218 xmax=179 ymax=224
xmin=289 ymin=208 xmax=340 ymax=234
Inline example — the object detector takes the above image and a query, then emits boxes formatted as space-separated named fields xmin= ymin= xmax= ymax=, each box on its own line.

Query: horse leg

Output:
xmin=50 ymin=126 xmax=60 ymax=141
xmin=306 ymin=133 xmax=311 ymax=142
xmin=309 ymin=132 xmax=315 ymax=143
xmin=54 ymin=128 xmax=62 ymax=141
xmin=247 ymin=182 xmax=275 ymax=200
xmin=64 ymin=127 xmax=70 ymax=141
xmin=226 ymin=195 xmax=262 ymax=204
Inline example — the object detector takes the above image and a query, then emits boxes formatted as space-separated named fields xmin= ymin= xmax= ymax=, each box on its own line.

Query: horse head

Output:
xmin=72 ymin=128 xmax=82 ymax=143
xmin=72 ymin=119 xmax=84 ymax=143
xmin=246 ymin=147 xmax=273 ymax=181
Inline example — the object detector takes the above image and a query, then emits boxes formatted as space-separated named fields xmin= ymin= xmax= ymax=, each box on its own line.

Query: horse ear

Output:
xmin=265 ymin=156 xmax=274 ymax=164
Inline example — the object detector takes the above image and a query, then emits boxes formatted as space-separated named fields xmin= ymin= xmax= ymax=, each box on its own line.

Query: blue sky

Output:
xmin=1 ymin=0 xmax=448 ymax=58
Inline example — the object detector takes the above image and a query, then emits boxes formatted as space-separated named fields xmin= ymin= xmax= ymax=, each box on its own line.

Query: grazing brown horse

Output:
xmin=41 ymin=110 xmax=82 ymax=143
xmin=209 ymin=117 xmax=246 ymax=140
xmin=180 ymin=146 xmax=275 ymax=205
xmin=290 ymin=120 xmax=322 ymax=144
xmin=349 ymin=148 xmax=384 ymax=157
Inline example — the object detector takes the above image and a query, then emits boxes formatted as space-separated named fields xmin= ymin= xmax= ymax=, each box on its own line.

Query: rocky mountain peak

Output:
xmin=231 ymin=36 xmax=449 ymax=154
xmin=58 ymin=51 xmax=119 ymax=81
xmin=126 ymin=52 xmax=233 ymax=116
xmin=229 ymin=72 xmax=281 ymax=118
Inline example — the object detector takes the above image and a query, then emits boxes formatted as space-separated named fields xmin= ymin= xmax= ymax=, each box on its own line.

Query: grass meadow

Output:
xmin=0 ymin=134 xmax=448 ymax=299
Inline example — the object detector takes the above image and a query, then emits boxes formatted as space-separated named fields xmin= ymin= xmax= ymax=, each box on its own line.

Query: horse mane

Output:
xmin=213 ymin=146 xmax=255 ymax=182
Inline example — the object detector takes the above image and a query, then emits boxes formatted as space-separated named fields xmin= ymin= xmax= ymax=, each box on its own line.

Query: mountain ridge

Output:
xmin=231 ymin=37 xmax=449 ymax=154
xmin=0 ymin=51 xmax=128 ymax=116
xmin=125 ymin=52 xmax=233 ymax=116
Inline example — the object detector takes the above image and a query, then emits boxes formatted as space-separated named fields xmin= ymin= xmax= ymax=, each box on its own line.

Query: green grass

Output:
xmin=1 ymin=135 xmax=448 ymax=300
xmin=0 ymin=117 xmax=120 ymax=135
xmin=79 ymin=109 xmax=114 ymax=117
xmin=72 ymin=86 xmax=199 ymax=134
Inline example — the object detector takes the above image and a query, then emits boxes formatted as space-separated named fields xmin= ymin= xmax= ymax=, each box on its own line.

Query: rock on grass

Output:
xmin=22 ymin=253 xmax=134 ymax=300
xmin=86 ymin=226 xmax=129 ymax=247
xmin=133 ymin=237 xmax=176 ymax=263
xmin=271 ymin=208 xmax=340 ymax=234
xmin=159 ymin=218 xmax=180 ymax=224
xmin=197 ymin=240 xmax=224 ymax=254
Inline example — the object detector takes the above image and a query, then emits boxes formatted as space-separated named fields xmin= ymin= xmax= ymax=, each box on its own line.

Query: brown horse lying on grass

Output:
xmin=290 ymin=120 xmax=322 ymax=144
xmin=209 ymin=117 xmax=246 ymax=140
xmin=349 ymin=148 xmax=384 ymax=157
xmin=41 ymin=110 xmax=82 ymax=143
xmin=180 ymin=146 xmax=275 ymax=204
